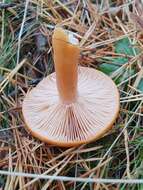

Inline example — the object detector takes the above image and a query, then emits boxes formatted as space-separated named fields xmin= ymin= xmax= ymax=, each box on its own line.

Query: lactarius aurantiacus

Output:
xmin=22 ymin=28 xmax=120 ymax=147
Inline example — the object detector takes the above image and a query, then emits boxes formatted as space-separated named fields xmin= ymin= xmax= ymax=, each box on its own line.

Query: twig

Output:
xmin=0 ymin=170 xmax=143 ymax=184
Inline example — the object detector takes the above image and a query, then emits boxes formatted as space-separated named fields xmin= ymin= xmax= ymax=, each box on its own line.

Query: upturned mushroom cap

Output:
xmin=22 ymin=28 xmax=120 ymax=147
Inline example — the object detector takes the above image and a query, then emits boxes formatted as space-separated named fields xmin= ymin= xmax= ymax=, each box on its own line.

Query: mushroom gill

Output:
xmin=22 ymin=27 xmax=120 ymax=147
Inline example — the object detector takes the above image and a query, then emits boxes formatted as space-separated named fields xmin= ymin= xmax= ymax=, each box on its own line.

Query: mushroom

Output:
xmin=22 ymin=27 xmax=120 ymax=147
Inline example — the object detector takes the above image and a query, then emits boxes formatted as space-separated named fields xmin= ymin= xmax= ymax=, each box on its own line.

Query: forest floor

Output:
xmin=0 ymin=0 xmax=143 ymax=189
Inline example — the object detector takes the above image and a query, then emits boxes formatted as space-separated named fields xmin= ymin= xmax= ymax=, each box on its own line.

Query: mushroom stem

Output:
xmin=52 ymin=28 xmax=80 ymax=104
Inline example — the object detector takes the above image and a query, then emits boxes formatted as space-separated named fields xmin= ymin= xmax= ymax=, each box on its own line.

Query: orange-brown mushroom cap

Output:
xmin=22 ymin=28 xmax=120 ymax=147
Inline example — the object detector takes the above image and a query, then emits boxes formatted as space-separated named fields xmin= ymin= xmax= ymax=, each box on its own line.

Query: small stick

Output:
xmin=0 ymin=3 xmax=16 ymax=9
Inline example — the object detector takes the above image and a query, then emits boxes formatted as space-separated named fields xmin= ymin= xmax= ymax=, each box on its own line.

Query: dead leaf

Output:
xmin=130 ymin=12 xmax=143 ymax=29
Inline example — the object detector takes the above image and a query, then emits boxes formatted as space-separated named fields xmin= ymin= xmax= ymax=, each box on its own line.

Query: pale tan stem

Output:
xmin=52 ymin=28 xmax=80 ymax=104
